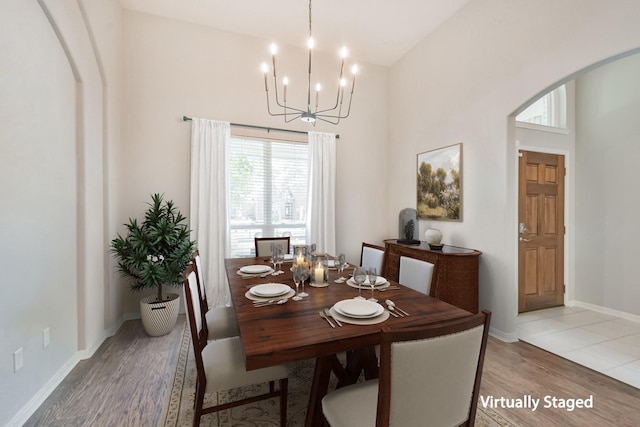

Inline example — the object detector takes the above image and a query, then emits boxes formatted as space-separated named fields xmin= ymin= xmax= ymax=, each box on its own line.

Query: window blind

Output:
xmin=228 ymin=136 xmax=308 ymax=257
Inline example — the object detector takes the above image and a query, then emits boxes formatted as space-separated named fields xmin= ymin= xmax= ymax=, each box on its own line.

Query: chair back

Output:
xmin=360 ymin=243 xmax=385 ymax=273
xmin=255 ymin=236 xmax=290 ymax=257
xmin=183 ymin=265 xmax=208 ymax=378
xmin=193 ymin=251 xmax=207 ymax=306
xmin=398 ymin=256 xmax=434 ymax=295
xmin=377 ymin=311 xmax=491 ymax=427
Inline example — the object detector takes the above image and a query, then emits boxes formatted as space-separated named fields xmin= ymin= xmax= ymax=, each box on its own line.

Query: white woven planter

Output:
xmin=140 ymin=293 xmax=180 ymax=337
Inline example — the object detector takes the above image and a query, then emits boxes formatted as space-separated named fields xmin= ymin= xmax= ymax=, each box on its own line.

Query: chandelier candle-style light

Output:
xmin=261 ymin=0 xmax=358 ymax=125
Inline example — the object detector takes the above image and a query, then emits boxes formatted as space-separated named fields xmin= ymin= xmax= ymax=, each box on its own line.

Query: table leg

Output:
xmin=305 ymin=355 xmax=333 ymax=427
xmin=305 ymin=349 xmax=379 ymax=426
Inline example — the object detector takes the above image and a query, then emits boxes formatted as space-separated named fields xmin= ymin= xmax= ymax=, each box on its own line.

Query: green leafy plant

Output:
xmin=110 ymin=194 xmax=196 ymax=302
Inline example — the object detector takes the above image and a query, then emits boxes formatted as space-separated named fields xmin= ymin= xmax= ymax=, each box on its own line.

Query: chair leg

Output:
xmin=279 ymin=378 xmax=288 ymax=427
xmin=193 ymin=387 xmax=204 ymax=427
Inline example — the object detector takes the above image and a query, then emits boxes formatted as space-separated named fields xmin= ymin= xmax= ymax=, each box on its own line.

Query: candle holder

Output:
xmin=293 ymin=245 xmax=307 ymax=266
xmin=310 ymin=259 xmax=329 ymax=287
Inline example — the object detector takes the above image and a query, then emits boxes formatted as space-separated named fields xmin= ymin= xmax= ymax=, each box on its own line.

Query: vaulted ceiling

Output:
xmin=119 ymin=0 xmax=470 ymax=66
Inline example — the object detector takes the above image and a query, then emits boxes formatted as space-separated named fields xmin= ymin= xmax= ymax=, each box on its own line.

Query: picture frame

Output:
xmin=416 ymin=143 xmax=462 ymax=221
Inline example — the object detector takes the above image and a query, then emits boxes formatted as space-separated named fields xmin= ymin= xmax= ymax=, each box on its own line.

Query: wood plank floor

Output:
xmin=24 ymin=316 xmax=186 ymax=427
xmin=25 ymin=315 xmax=640 ymax=426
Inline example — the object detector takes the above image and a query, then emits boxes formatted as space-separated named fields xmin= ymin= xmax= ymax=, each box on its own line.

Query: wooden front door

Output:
xmin=518 ymin=151 xmax=565 ymax=313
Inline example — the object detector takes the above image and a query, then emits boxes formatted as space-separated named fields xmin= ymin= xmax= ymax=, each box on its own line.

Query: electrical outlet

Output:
xmin=43 ymin=328 xmax=50 ymax=348
xmin=13 ymin=348 xmax=24 ymax=372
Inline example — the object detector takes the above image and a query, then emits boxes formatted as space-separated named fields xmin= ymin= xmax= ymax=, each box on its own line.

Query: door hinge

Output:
xmin=564 ymin=284 xmax=566 ymax=293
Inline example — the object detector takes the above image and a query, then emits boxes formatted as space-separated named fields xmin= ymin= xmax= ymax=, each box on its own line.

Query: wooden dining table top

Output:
xmin=225 ymin=257 xmax=473 ymax=371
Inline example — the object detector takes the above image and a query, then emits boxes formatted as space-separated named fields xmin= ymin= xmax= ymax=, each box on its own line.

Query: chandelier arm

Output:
xmin=315 ymin=115 xmax=341 ymax=125
xmin=266 ymin=90 xmax=306 ymax=119
xmin=315 ymin=57 xmax=345 ymax=114
xmin=315 ymin=89 xmax=353 ymax=120
xmin=284 ymin=114 xmax=303 ymax=123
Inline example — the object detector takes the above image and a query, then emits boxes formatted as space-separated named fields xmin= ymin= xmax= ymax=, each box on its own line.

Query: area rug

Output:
xmin=160 ymin=323 xmax=516 ymax=426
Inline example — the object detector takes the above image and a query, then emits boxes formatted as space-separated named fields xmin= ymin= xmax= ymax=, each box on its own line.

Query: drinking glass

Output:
xmin=292 ymin=265 xmax=303 ymax=301
xmin=299 ymin=264 xmax=309 ymax=298
xmin=352 ymin=266 xmax=367 ymax=300
xmin=275 ymin=247 xmax=284 ymax=271
xmin=367 ymin=267 xmax=378 ymax=302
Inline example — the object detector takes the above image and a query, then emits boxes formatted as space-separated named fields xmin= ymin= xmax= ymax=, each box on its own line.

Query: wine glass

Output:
xmin=367 ymin=267 xmax=378 ymax=302
xmin=270 ymin=243 xmax=277 ymax=270
xmin=337 ymin=253 xmax=346 ymax=278
xmin=352 ymin=266 xmax=367 ymax=300
xmin=299 ymin=264 xmax=309 ymax=298
xmin=292 ymin=265 xmax=303 ymax=301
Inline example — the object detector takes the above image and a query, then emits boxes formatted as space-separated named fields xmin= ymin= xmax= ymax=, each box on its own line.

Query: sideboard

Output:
xmin=382 ymin=239 xmax=481 ymax=313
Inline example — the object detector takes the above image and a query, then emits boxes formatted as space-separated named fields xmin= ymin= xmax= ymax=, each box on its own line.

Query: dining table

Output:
xmin=225 ymin=256 xmax=473 ymax=426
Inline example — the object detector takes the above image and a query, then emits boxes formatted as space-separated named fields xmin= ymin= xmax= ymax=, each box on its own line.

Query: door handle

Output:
xmin=519 ymin=237 xmax=531 ymax=242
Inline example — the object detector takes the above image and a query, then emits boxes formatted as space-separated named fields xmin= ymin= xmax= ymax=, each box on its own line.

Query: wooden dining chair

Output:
xmin=322 ymin=311 xmax=491 ymax=427
xmin=192 ymin=250 xmax=239 ymax=340
xmin=254 ymin=236 xmax=290 ymax=257
xmin=360 ymin=242 xmax=385 ymax=273
xmin=183 ymin=265 xmax=289 ymax=427
xmin=398 ymin=255 xmax=435 ymax=295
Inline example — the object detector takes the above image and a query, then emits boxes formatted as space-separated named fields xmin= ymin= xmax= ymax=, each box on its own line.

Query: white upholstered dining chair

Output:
xmin=183 ymin=265 xmax=289 ymax=427
xmin=398 ymin=255 xmax=435 ymax=295
xmin=255 ymin=236 xmax=290 ymax=257
xmin=192 ymin=250 xmax=239 ymax=340
xmin=322 ymin=311 xmax=491 ymax=427
xmin=360 ymin=243 xmax=385 ymax=272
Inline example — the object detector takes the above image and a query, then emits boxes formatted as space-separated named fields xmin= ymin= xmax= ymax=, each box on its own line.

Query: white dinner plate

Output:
xmin=249 ymin=283 xmax=292 ymax=297
xmin=334 ymin=299 xmax=384 ymax=319
xmin=347 ymin=276 xmax=387 ymax=287
xmin=240 ymin=264 xmax=272 ymax=274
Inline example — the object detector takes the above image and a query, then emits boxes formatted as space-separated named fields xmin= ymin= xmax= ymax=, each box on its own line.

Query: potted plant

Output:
xmin=111 ymin=193 xmax=196 ymax=336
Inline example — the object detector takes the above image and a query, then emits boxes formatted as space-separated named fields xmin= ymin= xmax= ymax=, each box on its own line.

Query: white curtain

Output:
xmin=306 ymin=131 xmax=337 ymax=255
xmin=189 ymin=118 xmax=231 ymax=307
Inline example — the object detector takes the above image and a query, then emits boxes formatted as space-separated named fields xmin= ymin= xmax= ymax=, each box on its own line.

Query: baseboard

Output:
xmin=6 ymin=353 xmax=80 ymax=427
xmin=571 ymin=300 xmax=640 ymax=323
xmin=6 ymin=316 xmax=129 ymax=426
xmin=489 ymin=326 xmax=519 ymax=343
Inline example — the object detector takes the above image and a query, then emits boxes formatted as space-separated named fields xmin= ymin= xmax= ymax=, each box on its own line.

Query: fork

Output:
xmin=242 ymin=272 xmax=271 ymax=279
xmin=319 ymin=310 xmax=335 ymax=328
xmin=324 ymin=307 xmax=342 ymax=327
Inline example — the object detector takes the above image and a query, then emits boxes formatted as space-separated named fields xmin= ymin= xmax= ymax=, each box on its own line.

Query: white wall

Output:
xmin=0 ymin=1 xmax=123 ymax=425
xmin=575 ymin=54 xmax=640 ymax=315
xmin=0 ymin=2 xmax=77 ymax=423
xmin=119 ymin=10 xmax=390 ymax=312
xmin=388 ymin=0 xmax=640 ymax=339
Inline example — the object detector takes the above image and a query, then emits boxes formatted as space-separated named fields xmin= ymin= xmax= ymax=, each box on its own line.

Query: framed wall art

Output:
xmin=416 ymin=143 xmax=462 ymax=221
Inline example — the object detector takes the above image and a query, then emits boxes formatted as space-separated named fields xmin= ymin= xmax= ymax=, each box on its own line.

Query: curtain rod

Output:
xmin=182 ymin=116 xmax=339 ymax=139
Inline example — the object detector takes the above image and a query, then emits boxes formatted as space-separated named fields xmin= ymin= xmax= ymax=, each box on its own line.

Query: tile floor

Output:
xmin=516 ymin=306 xmax=640 ymax=389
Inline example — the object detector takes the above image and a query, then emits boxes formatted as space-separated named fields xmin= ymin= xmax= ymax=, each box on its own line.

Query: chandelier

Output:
xmin=260 ymin=0 xmax=358 ymax=125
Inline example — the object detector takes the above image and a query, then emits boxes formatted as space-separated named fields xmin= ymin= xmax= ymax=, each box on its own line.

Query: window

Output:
xmin=228 ymin=136 xmax=308 ymax=257
xmin=516 ymin=84 xmax=567 ymax=129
